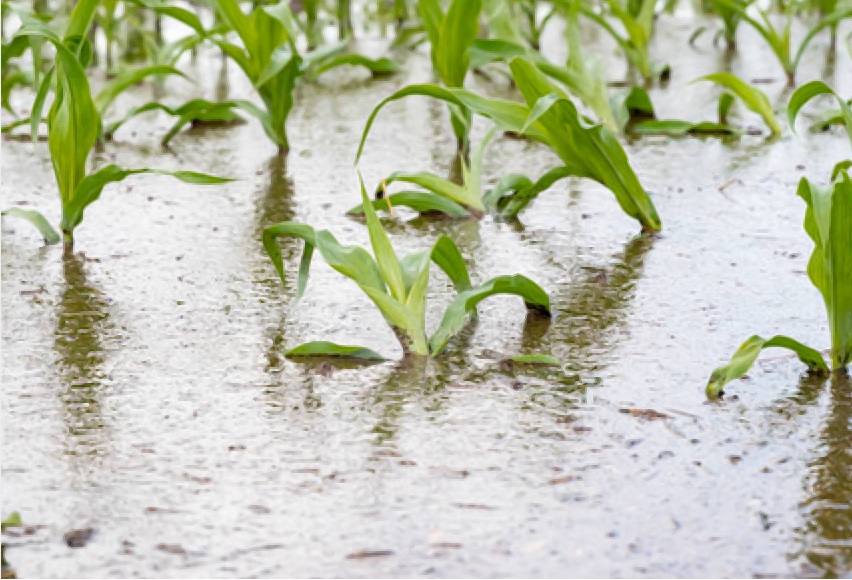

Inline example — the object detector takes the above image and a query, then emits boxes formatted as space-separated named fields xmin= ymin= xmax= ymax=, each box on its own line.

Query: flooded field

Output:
xmin=2 ymin=10 xmax=851 ymax=578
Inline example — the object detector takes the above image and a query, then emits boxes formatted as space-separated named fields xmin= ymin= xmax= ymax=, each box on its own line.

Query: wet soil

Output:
xmin=2 ymin=12 xmax=851 ymax=578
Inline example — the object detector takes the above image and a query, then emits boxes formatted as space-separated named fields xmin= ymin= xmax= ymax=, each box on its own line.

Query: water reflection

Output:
xmin=791 ymin=371 xmax=851 ymax=576
xmin=253 ymin=155 xmax=297 ymax=385
xmin=52 ymin=254 xmax=115 ymax=466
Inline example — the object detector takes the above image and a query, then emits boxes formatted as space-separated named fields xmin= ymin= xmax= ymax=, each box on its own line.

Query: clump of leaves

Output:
xmin=358 ymin=56 xmax=662 ymax=232
xmin=0 ymin=3 xmax=230 ymax=254
xmin=349 ymin=125 xmax=575 ymax=220
xmin=263 ymin=178 xmax=551 ymax=359
xmin=706 ymin=168 xmax=852 ymax=397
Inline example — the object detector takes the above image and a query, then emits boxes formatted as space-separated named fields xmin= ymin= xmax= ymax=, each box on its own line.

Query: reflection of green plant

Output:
xmin=263 ymin=179 xmax=551 ymax=359
xmin=0 ymin=3 xmax=230 ymax=254
xmin=707 ymin=169 xmax=851 ymax=397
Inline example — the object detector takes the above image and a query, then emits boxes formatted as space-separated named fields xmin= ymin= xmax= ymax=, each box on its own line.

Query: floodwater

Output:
xmin=2 ymin=10 xmax=851 ymax=578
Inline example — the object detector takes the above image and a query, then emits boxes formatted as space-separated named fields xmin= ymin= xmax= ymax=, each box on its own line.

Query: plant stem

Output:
xmin=62 ymin=230 xmax=74 ymax=258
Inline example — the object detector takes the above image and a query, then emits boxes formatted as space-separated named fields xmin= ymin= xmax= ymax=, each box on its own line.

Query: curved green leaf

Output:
xmin=347 ymin=191 xmax=471 ymax=218
xmin=1 ymin=207 xmax=60 ymax=245
xmin=310 ymin=54 xmax=401 ymax=78
xmin=95 ymin=64 xmax=187 ymax=114
xmin=429 ymin=274 xmax=551 ymax=355
xmin=695 ymin=72 xmax=782 ymax=134
xmin=788 ymin=80 xmax=852 ymax=148
xmin=62 ymin=164 xmax=233 ymax=233
xmin=262 ymin=221 xmax=318 ymax=301
xmin=706 ymin=334 xmax=829 ymax=398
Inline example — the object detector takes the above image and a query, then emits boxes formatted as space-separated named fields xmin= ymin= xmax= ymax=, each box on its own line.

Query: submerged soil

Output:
xmin=2 ymin=13 xmax=851 ymax=578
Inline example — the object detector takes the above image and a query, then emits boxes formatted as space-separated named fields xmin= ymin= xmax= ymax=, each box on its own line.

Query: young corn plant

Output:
xmin=351 ymin=126 xmax=586 ymax=220
xmin=694 ymin=72 xmax=783 ymax=135
xmin=210 ymin=0 xmax=400 ymax=155
xmin=711 ymin=0 xmax=852 ymax=86
xmin=706 ymin=168 xmax=852 ymax=398
xmin=787 ymin=80 xmax=852 ymax=146
xmin=263 ymin=179 xmax=551 ymax=360
xmin=1 ymin=9 xmax=230 ymax=255
xmin=358 ymin=56 xmax=662 ymax=232
xmin=568 ymin=0 xmax=664 ymax=86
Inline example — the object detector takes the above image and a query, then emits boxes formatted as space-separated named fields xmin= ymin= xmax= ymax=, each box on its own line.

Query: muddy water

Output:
xmin=2 ymin=13 xmax=851 ymax=578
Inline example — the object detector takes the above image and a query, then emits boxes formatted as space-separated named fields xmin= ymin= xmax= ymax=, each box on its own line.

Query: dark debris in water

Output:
xmin=63 ymin=528 xmax=95 ymax=548
xmin=346 ymin=549 xmax=394 ymax=560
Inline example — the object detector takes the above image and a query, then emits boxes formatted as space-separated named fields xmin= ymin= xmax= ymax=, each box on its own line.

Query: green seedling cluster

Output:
xmin=0 ymin=0 xmax=849 ymax=384
xmin=264 ymin=179 xmax=551 ymax=360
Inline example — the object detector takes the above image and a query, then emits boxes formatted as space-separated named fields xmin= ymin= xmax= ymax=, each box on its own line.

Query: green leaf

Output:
xmin=262 ymin=221 xmax=318 ymax=301
xmin=788 ymin=80 xmax=852 ymax=149
xmin=94 ymin=64 xmax=187 ymax=114
xmin=435 ymin=0 xmax=482 ymax=87
xmin=632 ymin=119 xmax=739 ymax=136
xmin=509 ymin=57 xmax=662 ymax=231
xmin=1 ymin=207 xmax=60 ymax=245
xmin=61 ymin=164 xmax=233 ymax=233
xmin=695 ymin=72 xmax=782 ymax=134
xmin=284 ymin=341 xmax=386 ymax=361
xmin=429 ymin=274 xmax=550 ymax=355
xmin=381 ymin=170 xmax=484 ymax=212
xmin=429 ymin=234 xmax=472 ymax=292
xmin=347 ymin=191 xmax=471 ymax=219
xmin=498 ymin=166 xmax=577 ymax=216
xmin=706 ymin=334 xmax=829 ymax=398
xmin=310 ymin=53 xmax=401 ymax=78
xmin=797 ymin=172 xmax=852 ymax=369
xmin=359 ymin=175 xmax=406 ymax=301
xmin=1 ymin=513 xmax=22 ymax=531
xmin=361 ymin=286 xmax=429 ymax=355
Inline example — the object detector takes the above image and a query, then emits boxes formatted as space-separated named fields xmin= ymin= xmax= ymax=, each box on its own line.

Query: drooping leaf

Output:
xmin=1 ymin=207 xmax=60 ymax=245
xmin=310 ymin=54 xmax=401 ymax=79
xmin=347 ymin=191 xmax=472 ymax=219
xmin=787 ymin=80 xmax=852 ymax=149
xmin=262 ymin=221 xmax=318 ymax=301
xmin=695 ymin=72 xmax=782 ymax=134
xmin=509 ymin=58 xmax=662 ymax=231
xmin=94 ymin=64 xmax=187 ymax=114
xmin=429 ymin=274 xmax=551 ymax=355
xmin=706 ymin=334 xmax=829 ymax=398
xmin=61 ymin=164 xmax=232 ymax=233
xmin=284 ymin=341 xmax=386 ymax=361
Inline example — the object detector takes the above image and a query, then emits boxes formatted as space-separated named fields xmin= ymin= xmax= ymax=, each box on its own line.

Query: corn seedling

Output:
xmin=1 ymin=7 xmax=231 ymax=255
xmin=711 ymin=0 xmax=852 ymax=86
xmin=706 ymin=168 xmax=852 ymax=397
xmin=358 ymin=57 xmax=662 ymax=232
xmin=210 ymin=0 xmax=399 ymax=156
xmin=349 ymin=126 xmax=573 ymax=219
xmin=568 ymin=0 xmax=664 ymax=86
xmin=263 ymin=178 xmax=551 ymax=359
xmin=788 ymin=80 xmax=852 ymax=146
xmin=694 ymin=72 xmax=783 ymax=135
